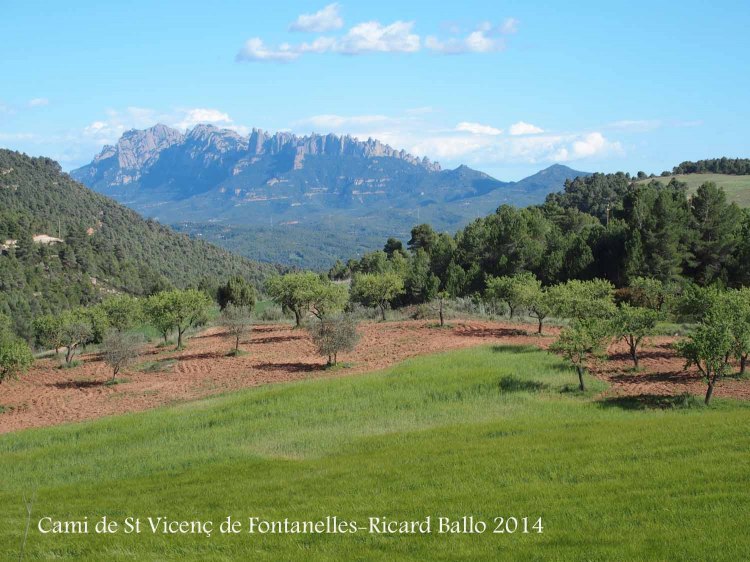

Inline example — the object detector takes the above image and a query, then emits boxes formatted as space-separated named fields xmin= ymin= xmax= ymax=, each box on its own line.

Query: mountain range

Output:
xmin=72 ymin=124 xmax=589 ymax=267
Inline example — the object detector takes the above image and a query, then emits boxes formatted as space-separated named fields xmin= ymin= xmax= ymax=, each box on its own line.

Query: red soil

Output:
xmin=0 ymin=320 xmax=748 ymax=434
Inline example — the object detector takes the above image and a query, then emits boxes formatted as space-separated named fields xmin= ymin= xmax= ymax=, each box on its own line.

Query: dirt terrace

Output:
xmin=0 ymin=320 xmax=748 ymax=433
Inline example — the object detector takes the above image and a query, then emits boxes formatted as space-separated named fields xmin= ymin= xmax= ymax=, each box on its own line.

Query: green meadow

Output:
xmin=1 ymin=346 xmax=749 ymax=560
xmin=639 ymin=173 xmax=750 ymax=206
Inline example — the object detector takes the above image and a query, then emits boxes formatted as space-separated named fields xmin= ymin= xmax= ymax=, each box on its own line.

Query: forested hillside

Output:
xmin=0 ymin=150 xmax=279 ymax=338
xmin=331 ymin=173 xmax=750 ymax=301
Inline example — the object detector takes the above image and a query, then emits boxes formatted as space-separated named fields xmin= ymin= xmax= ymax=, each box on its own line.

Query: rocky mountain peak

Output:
xmin=114 ymin=123 xmax=184 ymax=170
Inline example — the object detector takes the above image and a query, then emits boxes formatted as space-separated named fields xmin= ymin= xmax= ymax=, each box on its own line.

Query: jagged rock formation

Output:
xmin=71 ymin=124 xmax=588 ymax=267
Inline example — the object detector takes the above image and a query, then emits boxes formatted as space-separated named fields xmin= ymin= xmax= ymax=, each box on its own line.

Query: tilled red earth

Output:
xmin=0 ymin=320 xmax=747 ymax=433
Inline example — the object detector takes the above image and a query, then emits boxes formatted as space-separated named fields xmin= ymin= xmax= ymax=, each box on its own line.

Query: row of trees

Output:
xmin=547 ymin=282 xmax=750 ymax=404
xmin=266 ymin=268 xmax=749 ymax=404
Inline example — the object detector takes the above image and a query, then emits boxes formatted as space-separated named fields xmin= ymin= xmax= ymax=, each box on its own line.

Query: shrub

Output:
xmin=0 ymin=337 xmax=34 ymax=383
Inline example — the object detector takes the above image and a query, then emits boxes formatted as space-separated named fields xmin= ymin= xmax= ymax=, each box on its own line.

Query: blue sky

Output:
xmin=1 ymin=0 xmax=748 ymax=179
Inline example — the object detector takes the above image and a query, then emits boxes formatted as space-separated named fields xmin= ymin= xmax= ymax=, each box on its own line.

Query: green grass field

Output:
xmin=1 ymin=346 xmax=749 ymax=560
xmin=638 ymin=173 xmax=750 ymax=207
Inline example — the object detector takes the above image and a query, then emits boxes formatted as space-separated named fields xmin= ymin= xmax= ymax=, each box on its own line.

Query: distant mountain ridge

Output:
xmin=72 ymin=124 xmax=589 ymax=267
xmin=74 ymin=124 xmax=442 ymax=204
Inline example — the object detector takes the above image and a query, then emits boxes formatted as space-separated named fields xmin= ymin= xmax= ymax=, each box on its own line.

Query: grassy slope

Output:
xmin=638 ymin=173 xmax=750 ymax=206
xmin=1 ymin=346 xmax=749 ymax=560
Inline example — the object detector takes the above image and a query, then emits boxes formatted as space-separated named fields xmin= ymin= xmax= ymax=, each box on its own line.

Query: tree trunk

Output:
xmin=630 ymin=345 xmax=639 ymax=368
xmin=576 ymin=366 xmax=586 ymax=391
xmin=537 ymin=318 xmax=543 ymax=335
xmin=741 ymin=354 xmax=747 ymax=375
xmin=705 ymin=380 xmax=715 ymax=405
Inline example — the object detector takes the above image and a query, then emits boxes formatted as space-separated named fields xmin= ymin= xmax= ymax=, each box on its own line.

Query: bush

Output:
xmin=258 ymin=306 xmax=285 ymax=322
xmin=0 ymin=337 xmax=34 ymax=383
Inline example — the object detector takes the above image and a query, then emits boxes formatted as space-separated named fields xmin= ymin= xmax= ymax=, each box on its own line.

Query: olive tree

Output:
xmin=101 ymin=330 xmax=143 ymax=381
xmin=59 ymin=309 xmax=94 ymax=366
xmin=221 ymin=303 xmax=253 ymax=354
xmin=307 ymin=314 xmax=360 ymax=366
xmin=350 ymin=272 xmax=405 ymax=321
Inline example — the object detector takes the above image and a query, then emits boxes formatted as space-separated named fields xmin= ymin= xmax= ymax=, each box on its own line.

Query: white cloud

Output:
xmin=28 ymin=98 xmax=49 ymax=107
xmin=500 ymin=17 xmax=519 ymax=34
xmin=80 ymin=106 xmax=247 ymax=146
xmin=239 ymin=20 xmax=421 ymax=60
xmin=298 ymin=36 xmax=338 ymax=54
xmin=296 ymin=111 xmax=621 ymax=166
xmin=570 ymin=132 xmax=617 ymax=158
xmin=509 ymin=121 xmax=544 ymax=135
xmin=425 ymin=29 xmax=503 ymax=54
xmin=411 ymin=136 xmax=491 ymax=159
xmin=236 ymin=38 xmax=299 ymax=62
xmin=336 ymin=20 xmax=421 ymax=54
xmin=173 ymin=108 xmax=233 ymax=130
xmin=238 ymin=14 xmax=517 ymax=62
xmin=289 ymin=3 xmax=343 ymax=33
xmin=411 ymin=129 xmax=622 ymax=165
xmin=455 ymin=121 xmax=502 ymax=135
